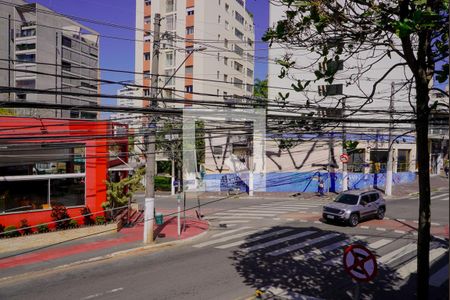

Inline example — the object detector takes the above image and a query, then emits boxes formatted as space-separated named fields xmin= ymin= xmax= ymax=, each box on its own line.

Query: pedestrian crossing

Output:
xmin=191 ymin=227 xmax=449 ymax=287
xmin=205 ymin=200 xmax=325 ymax=225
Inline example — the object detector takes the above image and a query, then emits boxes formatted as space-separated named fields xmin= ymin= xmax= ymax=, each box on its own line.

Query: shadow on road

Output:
xmin=229 ymin=226 xmax=447 ymax=300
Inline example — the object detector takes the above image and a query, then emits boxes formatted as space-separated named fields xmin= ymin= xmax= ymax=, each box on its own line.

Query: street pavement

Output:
xmin=0 ymin=186 xmax=448 ymax=300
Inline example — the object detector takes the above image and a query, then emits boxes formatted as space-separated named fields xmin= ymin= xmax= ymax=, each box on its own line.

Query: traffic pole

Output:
xmin=143 ymin=13 xmax=161 ymax=244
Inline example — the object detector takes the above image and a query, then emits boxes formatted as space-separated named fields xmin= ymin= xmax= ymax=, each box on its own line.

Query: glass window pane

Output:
xmin=50 ymin=178 xmax=85 ymax=207
xmin=0 ymin=180 xmax=48 ymax=213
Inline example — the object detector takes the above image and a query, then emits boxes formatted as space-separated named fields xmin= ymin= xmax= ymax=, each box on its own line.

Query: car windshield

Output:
xmin=334 ymin=194 xmax=359 ymax=205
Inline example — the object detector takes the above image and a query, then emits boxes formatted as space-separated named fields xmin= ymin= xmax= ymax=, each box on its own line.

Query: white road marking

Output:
xmin=431 ymin=222 xmax=441 ymax=226
xmin=211 ymin=216 xmax=264 ymax=220
xmin=325 ymin=238 xmax=391 ymax=266
xmin=360 ymin=226 xmax=370 ymax=229
xmin=314 ymin=221 xmax=321 ymax=224
xmin=193 ymin=229 xmax=262 ymax=248
xmin=81 ymin=288 xmax=124 ymax=300
xmin=241 ymin=231 xmax=316 ymax=253
xmin=394 ymin=230 xmax=406 ymax=234
xmin=368 ymin=239 xmax=393 ymax=250
xmin=376 ymin=227 xmax=387 ymax=232
xmin=217 ymin=220 xmax=250 ymax=223
xmin=378 ymin=243 xmax=416 ymax=265
xmin=267 ymin=233 xmax=341 ymax=257
xmin=429 ymin=264 xmax=449 ymax=287
xmin=286 ymin=218 xmax=294 ymax=221
xmin=413 ymin=220 xmax=419 ymax=224
xmin=293 ymin=236 xmax=367 ymax=261
xmin=215 ymin=229 xmax=294 ymax=249
xmin=397 ymin=248 xmax=447 ymax=279
xmin=211 ymin=226 xmax=252 ymax=238
xmin=397 ymin=218 xmax=406 ymax=222
xmin=214 ymin=212 xmax=276 ymax=217
xmin=432 ymin=194 xmax=449 ymax=201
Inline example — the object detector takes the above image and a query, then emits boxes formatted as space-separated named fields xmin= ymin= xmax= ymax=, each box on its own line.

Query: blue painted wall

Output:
xmin=203 ymin=171 xmax=416 ymax=193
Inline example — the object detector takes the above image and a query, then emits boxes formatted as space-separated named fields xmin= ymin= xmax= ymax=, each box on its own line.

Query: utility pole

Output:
xmin=385 ymin=82 xmax=395 ymax=196
xmin=143 ymin=13 xmax=161 ymax=244
xmin=8 ymin=15 xmax=11 ymax=102
xmin=342 ymin=99 xmax=348 ymax=192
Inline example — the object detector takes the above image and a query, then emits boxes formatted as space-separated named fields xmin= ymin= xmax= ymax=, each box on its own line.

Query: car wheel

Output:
xmin=349 ymin=214 xmax=359 ymax=227
xmin=377 ymin=207 xmax=385 ymax=220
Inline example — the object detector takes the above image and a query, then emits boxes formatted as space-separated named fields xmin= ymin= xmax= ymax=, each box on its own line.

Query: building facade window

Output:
xmin=318 ymin=84 xmax=343 ymax=96
xmin=62 ymin=36 xmax=72 ymax=48
xmin=166 ymin=14 xmax=176 ymax=31
xmin=217 ymin=71 xmax=220 ymax=79
xmin=145 ymin=0 xmax=151 ymax=6
xmin=224 ymin=74 xmax=228 ymax=82
xmin=218 ymin=15 xmax=221 ymax=23
xmin=225 ymin=21 xmax=229 ymax=30
xmin=144 ymin=52 xmax=151 ymax=60
xmin=0 ymin=144 xmax=86 ymax=214
xmin=224 ymin=39 xmax=229 ymax=48
xmin=186 ymin=26 xmax=194 ymax=34
xmin=234 ymin=44 xmax=244 ymax=56
xmin=16 ymin=54 xmax=35 ymax=63
xmin=165 ymin=52 xmax=174 ymax=67
xmin=187 ymin=7 xmax=194 ymax=15
xmin=224 ymin=56 xmax=228 ymax=65
xmin=185 ymin=66 xmax=193 ymax=75
xmin=144 ymin=16 xmax=151 ymax=24
xmin=225 ymin=3 xmax=229 ymax=12
xmin=397 ymin=149 xmax=411 ymax=172
xmin=166 ymin=0 xmax=176 ymax=12
xmin=144 ymin=89 xmax=150 ymax=96
xmin=234 ymin=28 xmax=244 ymax=40
xmin=235 ymin=11 xmax=244 ymax=24
xmin=185 ymin=85 xmax=193 ymax=93
xmin=247 ymin=68 xmax=253 ymax=78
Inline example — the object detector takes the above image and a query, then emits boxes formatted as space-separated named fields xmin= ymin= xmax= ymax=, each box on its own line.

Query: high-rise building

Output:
xmin=135 ymin=0 xmax=255 ymax=107
xmin=0 ymin=0 xmax=100 ymax=119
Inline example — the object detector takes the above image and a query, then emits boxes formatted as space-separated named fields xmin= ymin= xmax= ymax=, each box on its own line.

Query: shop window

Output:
xmin=370 ymin=150 xmax=388 ymax=173
xmin=397 ymin=149 xmax=410 ymax=172
xmin=50 ymin=178 xmax=85 ymax=207
xmin=347 ymin=149 xmax=365 ymax=173
xmin=0 ymin=180 xmax=48 ymax=213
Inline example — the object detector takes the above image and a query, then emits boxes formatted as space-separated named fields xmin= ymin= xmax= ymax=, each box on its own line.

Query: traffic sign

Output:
xmin=343 ymin=244 xmax=378 ymax=282
xmin=340 ymin=153 xmax=349 ymax=163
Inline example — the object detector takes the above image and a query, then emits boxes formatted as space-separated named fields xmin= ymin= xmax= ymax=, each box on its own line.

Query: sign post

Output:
xmin=343 ymin=244 xmax=378 ymax=300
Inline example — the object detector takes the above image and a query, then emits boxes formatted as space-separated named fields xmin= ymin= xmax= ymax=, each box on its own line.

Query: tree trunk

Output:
xmin=415 ymin=81 xmax=431 ymax=299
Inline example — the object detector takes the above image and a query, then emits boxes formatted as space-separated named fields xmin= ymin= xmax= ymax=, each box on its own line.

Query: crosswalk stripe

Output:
xmin=211 ymin=216 xmax=264 ymax=220
xmin=214 ymin=212 xmax=277 ymax=217
xmin=429 ymin=264 xmax=449 ymax=287
xmin=325 ymin=238 xmax=394 ymax=266
xmin=397 ymin=247 xmax=447 ymax=280
xmin=193 ymin=229 xmax=262 ymax=248
xmin=226 ymin=209 xmax=296 ymax=213
xmin=368 ymin=239 xmax=393 ymax=250
xmin=432 ymin=194 xmax=449 ymax=201
xmin=293 ymin=236 xmax=367 ymax=261
xmin=217 ymin=220 xmax=250 ymax=223
xmin=211 ymin=226 xmax=252 ymax=238
xmin=215 ymin=229 xmax=294 ymax=249
xmin=379 ymin=243 xmax=416 ymax=265
xmin=237 ymin=207 xmax=300 ymax=211
xmin=240 ymin=231 xmax=316 ymax=253
xmin=267 ymin=233 xmax=341 ymax=257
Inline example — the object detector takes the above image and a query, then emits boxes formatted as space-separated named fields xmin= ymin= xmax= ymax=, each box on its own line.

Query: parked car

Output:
xmin=322 ymin=190 xmax=386 ymax=226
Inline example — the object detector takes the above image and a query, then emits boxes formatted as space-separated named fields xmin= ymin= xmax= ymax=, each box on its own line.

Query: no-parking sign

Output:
xmin=340 ymin=154 xmax=349 ymax=163
xmin=343 ymin=244 xmax=378 ymax=282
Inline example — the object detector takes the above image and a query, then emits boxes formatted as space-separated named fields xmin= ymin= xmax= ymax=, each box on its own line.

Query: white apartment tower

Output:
xmin=135 ymin=0 xmax=255 ymax=107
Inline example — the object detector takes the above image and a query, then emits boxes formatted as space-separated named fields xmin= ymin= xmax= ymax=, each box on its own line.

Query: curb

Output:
xmin=0 ymin=222 xmax=210 ymax=285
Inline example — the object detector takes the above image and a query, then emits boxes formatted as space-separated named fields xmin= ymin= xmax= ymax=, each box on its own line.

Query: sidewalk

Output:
xmin=390 ymin=175 xmax=449 ymax=198
xmin=0 ymin=216 xmax=208 ymax=281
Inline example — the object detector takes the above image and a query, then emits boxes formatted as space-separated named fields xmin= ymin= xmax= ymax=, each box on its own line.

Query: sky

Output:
xmin=30 ymin=0 xmax=270 ymax=112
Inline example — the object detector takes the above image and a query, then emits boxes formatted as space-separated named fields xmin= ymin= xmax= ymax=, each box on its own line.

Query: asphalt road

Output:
xmin=0 ymin=191 xmax=448 ymax=300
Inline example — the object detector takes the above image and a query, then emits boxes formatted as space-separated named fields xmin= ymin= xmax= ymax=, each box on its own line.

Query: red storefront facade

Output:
xmin=0 ymin=116 xmax=125 ymax=230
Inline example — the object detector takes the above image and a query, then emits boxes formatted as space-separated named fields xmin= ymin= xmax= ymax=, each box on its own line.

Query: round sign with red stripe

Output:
xmin=340 ymin=154 xmax=349 ymax=163
xmin=343 ymin=244 xmax=377 ymax=282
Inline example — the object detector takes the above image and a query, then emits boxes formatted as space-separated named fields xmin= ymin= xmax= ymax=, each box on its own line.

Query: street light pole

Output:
xmin=143 ymin=13 xmax=161 ymax=244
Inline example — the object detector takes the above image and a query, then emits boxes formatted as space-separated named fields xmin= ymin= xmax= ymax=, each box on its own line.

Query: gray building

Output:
xmin=0 ymin=0 xmax=99 ymax=119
